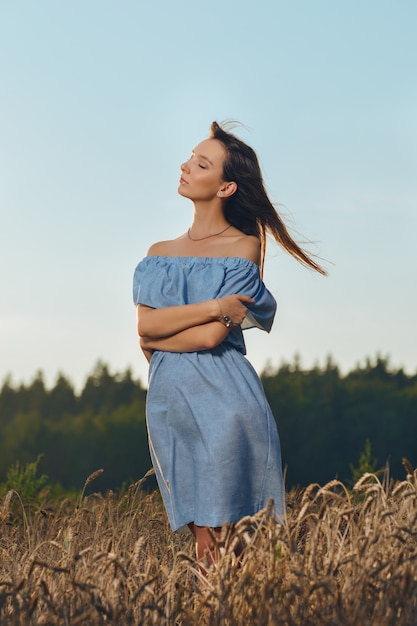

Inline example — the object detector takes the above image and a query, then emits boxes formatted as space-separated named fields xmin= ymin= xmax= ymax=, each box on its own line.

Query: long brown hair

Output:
xmin=210 ymin=121 xmax=327 ymax=277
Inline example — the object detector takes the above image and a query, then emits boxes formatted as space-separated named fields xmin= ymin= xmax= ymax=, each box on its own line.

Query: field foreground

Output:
xmin=1 ymin=467 xmax=417 ymax=625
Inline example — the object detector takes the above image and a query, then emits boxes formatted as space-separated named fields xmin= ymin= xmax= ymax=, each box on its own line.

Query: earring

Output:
xmin=217 ymin=191 xmax=222 ymax=197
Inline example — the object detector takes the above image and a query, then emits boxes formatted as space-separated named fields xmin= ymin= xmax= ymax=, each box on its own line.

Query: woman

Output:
xmin=133 ymin=121 xmax=326 ymax=566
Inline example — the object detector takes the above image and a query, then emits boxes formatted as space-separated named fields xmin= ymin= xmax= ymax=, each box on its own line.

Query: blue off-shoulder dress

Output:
xmin=133 ymin=255 xmax=284 ymax=532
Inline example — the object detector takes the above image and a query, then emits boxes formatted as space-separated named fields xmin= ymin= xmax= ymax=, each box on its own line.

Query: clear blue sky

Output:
xmin=1 ymin=1 xmax=416 ymax=390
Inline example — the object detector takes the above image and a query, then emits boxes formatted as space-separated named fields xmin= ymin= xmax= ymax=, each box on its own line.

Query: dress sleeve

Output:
xmin=219 ymin=260 xmax=277 ymax=333
xmin=133 ymin=260 xmax=146 ymax=305
xmin=132 ymin=257 xmax=175 ymax=308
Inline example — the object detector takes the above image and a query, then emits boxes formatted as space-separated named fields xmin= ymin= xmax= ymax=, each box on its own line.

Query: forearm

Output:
xmin=137 ymin=301 xmax=220 ymax=339
xmin=140 ymin=322 xmax=229 ymax=353
xmin=141 ymin=345 xmax=154 ymax=363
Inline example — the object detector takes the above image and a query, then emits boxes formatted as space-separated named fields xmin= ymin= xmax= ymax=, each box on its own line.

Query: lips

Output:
xmin=179 ymin=177 xmax=188 ymax=184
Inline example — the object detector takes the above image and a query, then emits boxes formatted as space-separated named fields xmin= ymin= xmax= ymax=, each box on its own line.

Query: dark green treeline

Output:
xmin=0 ymin=357 xmax=416 ymax=491
xmin=262 ymin=356 xmax=417 ymax=486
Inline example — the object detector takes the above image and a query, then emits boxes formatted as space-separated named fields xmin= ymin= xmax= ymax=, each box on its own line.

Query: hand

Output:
xmin=217 ymin=295 xmax=254 ymax=327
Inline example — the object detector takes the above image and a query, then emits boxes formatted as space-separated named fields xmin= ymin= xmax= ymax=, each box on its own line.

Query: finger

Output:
xmin=237 ymin=295 xmax=255 ymax=303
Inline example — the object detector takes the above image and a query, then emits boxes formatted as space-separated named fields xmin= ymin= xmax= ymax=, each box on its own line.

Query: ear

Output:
xmin=218 ymin=181 xmax=237 ymax=198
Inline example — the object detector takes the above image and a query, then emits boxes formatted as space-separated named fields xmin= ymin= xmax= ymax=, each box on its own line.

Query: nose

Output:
xmin=181 ymin=160 xmax=190 ymax=173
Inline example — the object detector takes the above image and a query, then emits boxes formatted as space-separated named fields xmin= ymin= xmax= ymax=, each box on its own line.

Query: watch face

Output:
xmin=224 ymin=315 xmax=232 ymax=327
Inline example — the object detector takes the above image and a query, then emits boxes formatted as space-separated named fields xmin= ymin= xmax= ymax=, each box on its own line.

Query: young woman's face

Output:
xmin=178 ymin=138 xmax=227 ymax=202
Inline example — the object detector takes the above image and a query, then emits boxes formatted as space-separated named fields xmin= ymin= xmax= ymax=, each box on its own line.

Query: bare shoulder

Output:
xmin=232 ymin=233 xmax=261 ymax=265
xmin=146 ymin=239 xmax=179 ymax=257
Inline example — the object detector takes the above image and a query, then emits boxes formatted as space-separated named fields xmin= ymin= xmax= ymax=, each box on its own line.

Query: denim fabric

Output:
xmin=133 ymin=256 xmax=285 ymax=531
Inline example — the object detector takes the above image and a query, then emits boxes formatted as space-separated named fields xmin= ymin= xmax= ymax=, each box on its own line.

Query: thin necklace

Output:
xmin=187 ymin=224 xmax=232 ymax=241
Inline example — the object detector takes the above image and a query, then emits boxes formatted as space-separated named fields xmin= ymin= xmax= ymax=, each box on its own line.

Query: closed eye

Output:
xmin=191 ymin=150 xmax=211 ymax=169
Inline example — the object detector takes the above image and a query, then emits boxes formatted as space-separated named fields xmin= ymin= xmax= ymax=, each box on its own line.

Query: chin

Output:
xmin=178 ymin=186 xmax=190 ymax=198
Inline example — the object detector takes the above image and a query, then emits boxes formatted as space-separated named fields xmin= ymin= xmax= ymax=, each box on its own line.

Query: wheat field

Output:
xmin=1 ymin=465 xmax=417 ymax=625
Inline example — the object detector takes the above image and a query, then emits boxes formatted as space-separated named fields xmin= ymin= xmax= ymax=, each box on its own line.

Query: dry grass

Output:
xmin=1 ymin=465 xmax=417 ymax=625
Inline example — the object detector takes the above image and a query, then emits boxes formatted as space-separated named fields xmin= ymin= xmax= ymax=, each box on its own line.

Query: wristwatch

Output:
xmin=220 ymin=315 xmax=233 ymax=328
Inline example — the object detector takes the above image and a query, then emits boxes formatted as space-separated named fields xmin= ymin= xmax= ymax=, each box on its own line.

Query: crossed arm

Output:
xmin=137 ymin=294 xmax=254 ymax=363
